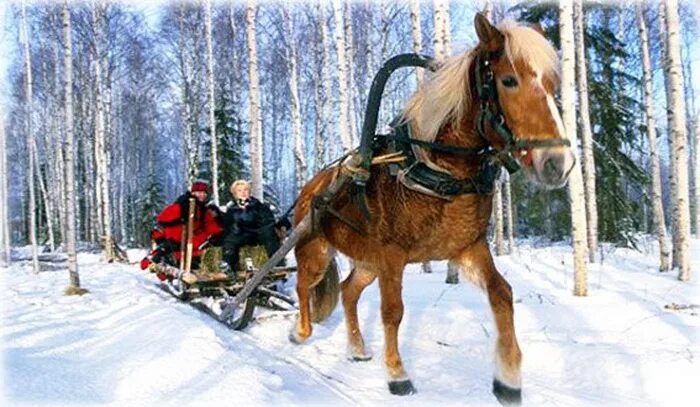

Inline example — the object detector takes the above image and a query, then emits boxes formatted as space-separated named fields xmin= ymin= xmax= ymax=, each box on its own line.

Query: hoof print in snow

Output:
xmin=492 ymin=379 xmax=521 ymax=405
xmin=388 ymin=379 xmax=416 ymax=396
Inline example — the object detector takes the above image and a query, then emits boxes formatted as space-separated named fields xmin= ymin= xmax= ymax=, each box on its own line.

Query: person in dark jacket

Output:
xmin=220 ymin=180 xmax=283 ymax=271
xmin=141 ymin=180 xmax=223 ymax=272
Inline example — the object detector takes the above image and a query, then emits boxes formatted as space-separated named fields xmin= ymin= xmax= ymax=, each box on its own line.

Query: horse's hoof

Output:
xmin=492 ymin=379 xmax=521 ymax=405
xmin=348 ymin=353 xmax=372 ymax=362
xmin=445 ymin=276 xmax=459 ymax=284
xmin=388 ymin=379 xmax=416 ymax=396
xmin=288 ymin=329 xmax=308 ymax=345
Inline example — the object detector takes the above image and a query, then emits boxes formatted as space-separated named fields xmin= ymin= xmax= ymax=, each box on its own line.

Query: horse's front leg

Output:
xmin=377 ymin=248 xmax=414 ymax=395
xmin=454 ymin=239 xmax=522 ymax=405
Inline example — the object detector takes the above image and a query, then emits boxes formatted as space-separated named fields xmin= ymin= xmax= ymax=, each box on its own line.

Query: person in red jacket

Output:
xmin=141 ymin=180 xmax=223 ymax=272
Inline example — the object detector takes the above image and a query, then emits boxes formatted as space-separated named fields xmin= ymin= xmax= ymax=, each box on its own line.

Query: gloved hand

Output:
xmin=140 ymin=257 xmax=152 ymax=270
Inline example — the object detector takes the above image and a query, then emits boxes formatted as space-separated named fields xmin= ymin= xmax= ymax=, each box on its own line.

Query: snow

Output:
xmin=2 ymin=239 xmax=699 ymax=406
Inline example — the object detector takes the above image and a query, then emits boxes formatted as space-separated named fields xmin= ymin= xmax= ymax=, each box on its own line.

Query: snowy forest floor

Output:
xmin=1 ymin=238 xmax=699 ymax=406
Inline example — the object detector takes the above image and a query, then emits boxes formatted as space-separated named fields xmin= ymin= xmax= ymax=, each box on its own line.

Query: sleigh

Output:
xmin=150 ymin=242 xmax=299 ymax=330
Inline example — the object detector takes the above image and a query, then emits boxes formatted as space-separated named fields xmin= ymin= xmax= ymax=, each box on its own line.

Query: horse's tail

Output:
xmin=310 ymin=257 xmax=340 ymax=322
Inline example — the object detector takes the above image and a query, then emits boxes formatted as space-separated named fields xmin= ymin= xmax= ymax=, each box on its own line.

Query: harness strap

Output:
xmin=383 ymin=122 xmax=501 ymax=199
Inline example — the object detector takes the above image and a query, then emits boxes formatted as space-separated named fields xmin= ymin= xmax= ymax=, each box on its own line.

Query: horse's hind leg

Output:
xmin=341 ymin=262 xmax=376 ymax=361
xmin=290 ymin=236 xmax=332 ymax=344
xmin=453 ymin=239 xmax=522 ymax=405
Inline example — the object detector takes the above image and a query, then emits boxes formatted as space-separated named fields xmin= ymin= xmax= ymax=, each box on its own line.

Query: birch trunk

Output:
xmin=409 ymin=0 xmax=423 ymax=85
xmin=332 ymin=0 xmax=353 ymax=152
xmin=92 ymin=2 xmax=114 ymax=261
xmin=247 ymin=0 xmax=264 ymax=200
xmin=0 ymin=107 xmax=9 ymax=265
xmin=283 ymin=7 xmax=306 ymax=191
xmin=574 ymin=0 xmax=598 ymax=263
xmin=344 ymin=1 xmax=357 ymax=147
xmin=494 ymin=172 xmax=505 ymax=256
xmin=664 ymin=0 xmax=691 ymax=282
xmin=560 ymin=0 xmax=588 ymax=296
xmin=51 ymin=44 xmax=67 ymax=246
xmin=318 ymin=0 xmax=333 ymax=164
xmin=178 ymin=5 xmax=196 ymax=184
xmin=63 ymin=0 xmax=80 ymax=288
xmin=205 ymin=0 xmax=218 ymax=204
xmin=694 ymin=111 xmax=700 ymax=238
xmin=637 ymin=2 xmax=670 ymax=272
xmin=503 ymin=171 xmax=514 ymax=253
xmin=432 ymin=0 xmax=451 ymax=63
xmin=20 ymin=0 xmax=39 ymax=273
xmin=31 ymin=140 xmax=54 ymax=251
xmin=657 ymin=1 xmax=679 ymax=270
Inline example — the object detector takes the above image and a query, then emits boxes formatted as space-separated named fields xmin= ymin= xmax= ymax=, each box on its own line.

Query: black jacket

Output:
xmin=220 ymin=197 xmax=276 ymax=234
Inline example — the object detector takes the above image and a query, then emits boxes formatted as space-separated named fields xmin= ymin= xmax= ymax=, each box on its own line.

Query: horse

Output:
xmin=289 ymin=13 xmax=575 ymax=405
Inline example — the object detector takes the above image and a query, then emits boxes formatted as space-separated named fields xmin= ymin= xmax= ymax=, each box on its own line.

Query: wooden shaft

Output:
xmin=184 ymin=197 xmax=196 ymax=273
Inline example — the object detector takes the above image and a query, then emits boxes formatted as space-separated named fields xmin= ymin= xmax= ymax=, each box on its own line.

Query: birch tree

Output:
xmin=409 ymin=0 xmax=423 ymax=85
xmin=20 ymin=0 xmax=39 ymax=274
xmin=494 ymin=173 xmax=505 ymax=255
xmin=315 ymin=0 xmax=332 ymax=169
xmin=657 ymin=1 xmax=680 ymax=270
xmin=205 ymin=0 xmax=218 ymax=204
xmin=432 ymin=0 xmax=451 ymax=63
xmin=0 ymin=108 xmax=8 ymax=266
xmin=283 ymin=7 xmax=306 ymax=191
xmin=344 ymin=1 xmax=357 ymax=147
xmin=247 ymin=0 xmax=263 ymax=200
xmin=332 ymin=0 xmax=353 ymax=152
xmin=92 ymin=1 xmax=115 ymax=262
xmin=63 ymin=0 xmax=83 ymax=293
xmin=664 ymin=0 xmax=691 ymax=282
xmin=504 ymin=171 xmax=514 ymax=253
xmin=560 ymin=0 xmax=588 ymax=296
xmin=695 ymin=111 xmax=700 ymax=238
xmin=574 ymin=0 xmax=598 ymax=263
xmin=637 ymin=2 xmax=670 ymax=272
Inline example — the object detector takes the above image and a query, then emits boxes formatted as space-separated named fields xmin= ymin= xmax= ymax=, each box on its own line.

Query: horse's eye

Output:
xmin=501 ymin=76 xmax=518 ymax=88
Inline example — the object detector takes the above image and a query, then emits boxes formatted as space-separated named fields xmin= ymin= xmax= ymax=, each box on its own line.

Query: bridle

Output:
xmin=473 ymin=50 xmax=571 ymax=173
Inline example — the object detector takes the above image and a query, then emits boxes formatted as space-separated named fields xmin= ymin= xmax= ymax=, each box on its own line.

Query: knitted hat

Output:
xmin=191 ymin=180 xmax=210 ymax=193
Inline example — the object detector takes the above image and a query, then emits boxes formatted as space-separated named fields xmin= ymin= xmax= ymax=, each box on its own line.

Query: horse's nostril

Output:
xmin=542 ymin=155 xmax=564 ymax=182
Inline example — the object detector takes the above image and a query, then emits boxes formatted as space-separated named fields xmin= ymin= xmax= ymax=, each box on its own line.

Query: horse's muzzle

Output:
xmin=532 ymin=147 xmax=575 ymax=188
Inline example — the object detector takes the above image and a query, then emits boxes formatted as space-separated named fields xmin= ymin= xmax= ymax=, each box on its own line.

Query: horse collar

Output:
xmin=380 ymin=122 xmax=500 ymax=200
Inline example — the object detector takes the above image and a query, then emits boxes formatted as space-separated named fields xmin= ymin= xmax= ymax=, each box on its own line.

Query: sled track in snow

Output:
xmin=238 ymin=331 xmax=360 ymax=405
xmin=139 ymin=272 xmax=359 ymax=404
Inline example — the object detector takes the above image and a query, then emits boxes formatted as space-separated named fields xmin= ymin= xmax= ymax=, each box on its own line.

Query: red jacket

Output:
xmin=155 ymin=193 xmax=223 ymax=261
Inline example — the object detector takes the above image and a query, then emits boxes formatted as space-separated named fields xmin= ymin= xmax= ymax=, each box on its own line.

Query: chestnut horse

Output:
xmin=290 ymin=14 xmax=574 ymax=404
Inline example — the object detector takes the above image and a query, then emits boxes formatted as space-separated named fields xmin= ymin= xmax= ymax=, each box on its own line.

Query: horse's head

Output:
xmin=473 ymin=13 xmax=575 ymax=189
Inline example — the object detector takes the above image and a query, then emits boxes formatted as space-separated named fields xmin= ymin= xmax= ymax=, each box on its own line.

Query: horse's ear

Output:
xmin=474 ymin=12 xmax=504 ymax=46
xmin=531 ymin=23 xmax=546 ymax=36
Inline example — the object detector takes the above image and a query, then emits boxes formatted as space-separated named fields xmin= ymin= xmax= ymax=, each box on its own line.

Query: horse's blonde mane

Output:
xmin=403 ymin=20 xmax=560 ymax=142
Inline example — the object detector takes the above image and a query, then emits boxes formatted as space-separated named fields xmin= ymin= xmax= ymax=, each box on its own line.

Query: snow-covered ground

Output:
xmin=1 ymin=239 xmax=698 ymax=406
